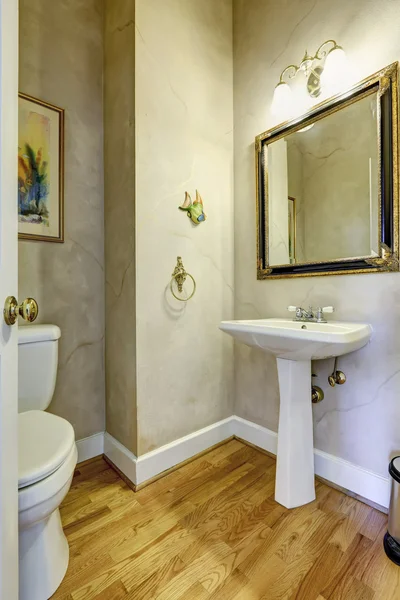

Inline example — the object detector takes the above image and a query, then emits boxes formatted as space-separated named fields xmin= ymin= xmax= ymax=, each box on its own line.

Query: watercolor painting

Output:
xmin=18 ymin=93 xmax=64 ymax=242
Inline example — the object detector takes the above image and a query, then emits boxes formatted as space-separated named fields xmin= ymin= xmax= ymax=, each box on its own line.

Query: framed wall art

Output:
xmin=18 ymin=93 xmax=64 ymax=242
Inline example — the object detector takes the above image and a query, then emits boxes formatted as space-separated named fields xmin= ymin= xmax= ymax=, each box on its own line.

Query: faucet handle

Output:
xmin=315 ymin=306 xmax=334 ymax=323
xmin=322 ymin=306 xmax=334 ymax=313
xmin=287 ymin=306 xmax=297 ymax=312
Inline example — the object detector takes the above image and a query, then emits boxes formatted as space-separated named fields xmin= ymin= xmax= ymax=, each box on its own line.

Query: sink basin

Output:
xmin=220 ymin=317 xmax=372 ymax=509
xmin=219 ymin=318 xmax=372 ymax=360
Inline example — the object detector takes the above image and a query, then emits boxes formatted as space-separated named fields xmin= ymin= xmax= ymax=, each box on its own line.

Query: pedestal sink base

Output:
xmin=219 ymin=318 xmax=372 ymax=509
xmin=275 ymin=358 xmax=316 ymax=509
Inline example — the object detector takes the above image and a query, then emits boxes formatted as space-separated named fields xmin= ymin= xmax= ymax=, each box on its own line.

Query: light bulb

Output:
xmin=321 ymin=47 xmax=350 ymax=95
xmin=271 ymin=82 xmax=293 ymax=121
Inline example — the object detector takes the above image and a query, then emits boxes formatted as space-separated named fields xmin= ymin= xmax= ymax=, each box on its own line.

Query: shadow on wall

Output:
xmin=163 ymin=284 xmax=187 ymax=320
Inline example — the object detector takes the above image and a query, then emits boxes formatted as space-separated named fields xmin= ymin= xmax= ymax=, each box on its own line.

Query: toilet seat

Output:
xmin=19 ymin=410 xmax=75 ymax=489
xmin=19 ymin=442 xmax=77 ymax=521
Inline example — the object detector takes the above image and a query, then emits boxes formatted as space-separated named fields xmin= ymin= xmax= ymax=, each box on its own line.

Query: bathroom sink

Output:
xmin=219 ymin=318 xmax=372 ymax=360
xmin=220 ymin=316 xmax=372 ymax=510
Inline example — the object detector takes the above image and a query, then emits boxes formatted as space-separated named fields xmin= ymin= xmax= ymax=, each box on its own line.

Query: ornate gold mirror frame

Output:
xmin=256 ymin=62 xmax=399 ymax=279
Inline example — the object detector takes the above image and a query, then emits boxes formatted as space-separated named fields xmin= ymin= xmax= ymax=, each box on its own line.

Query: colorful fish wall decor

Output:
xmin=179 ymin=190 xmax=207 ymax=225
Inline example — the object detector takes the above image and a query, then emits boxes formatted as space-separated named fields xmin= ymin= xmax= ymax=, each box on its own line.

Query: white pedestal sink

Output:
xmin=220 ymin=318 xmax=372 ymax=509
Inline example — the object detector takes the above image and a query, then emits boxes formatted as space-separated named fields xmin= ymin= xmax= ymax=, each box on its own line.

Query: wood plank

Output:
xmin=154 ymin=542 xmax=232 ymax=600
xmin=321 ymin=534 xmax=374 ymax=598
xmin=290 ymin=541 xmax=344 ymax=600
xmin=176 ymin=582 xmax=210 ymax=600
xmin=91 ymin=579 xmax=128 ymax=600
xmin=125 ymin=555 xmax=186 ymax=600
xmin=207 ymin=568 xmax=248 ymax=600
xmin=328 ymin=574 xmax=375 ymax=600
xmin=359 ymin=508 xmax=387 ymax=542
xmin=329 ymin=496 xmax=371 ymax=552
xmin=107 ymin=500 xmax=196 ymax=563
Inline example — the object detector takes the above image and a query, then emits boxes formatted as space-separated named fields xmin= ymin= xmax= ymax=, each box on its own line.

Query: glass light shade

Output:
xmin=296 ymin=84 xmax=313 ymax=115
xmin=321 ymin=47 xmax=350 ymax=95
xmin=271 ymin=82 xmax=293 ymax=120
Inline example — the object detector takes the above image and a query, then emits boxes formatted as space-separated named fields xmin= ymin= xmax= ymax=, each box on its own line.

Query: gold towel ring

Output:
xmin=170 ymin=257 xmax=196 ymax=302
xmin=170 ymin=272 xmax=196 ymax=301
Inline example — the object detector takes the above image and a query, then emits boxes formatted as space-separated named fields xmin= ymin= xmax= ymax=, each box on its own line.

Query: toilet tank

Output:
xmin=18 ymin=324 xmax=61 ymax=413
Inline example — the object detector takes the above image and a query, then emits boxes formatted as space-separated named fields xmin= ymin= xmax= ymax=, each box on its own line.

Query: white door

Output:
xmin=0 ymin=1 xmax=19 ymax=598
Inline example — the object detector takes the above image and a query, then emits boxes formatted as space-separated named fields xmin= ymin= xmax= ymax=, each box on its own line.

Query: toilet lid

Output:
xmin=18 ymin=410 xmax=75 ymax=489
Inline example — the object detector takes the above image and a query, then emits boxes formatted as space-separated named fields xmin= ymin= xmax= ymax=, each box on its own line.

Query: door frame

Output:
xmin=0 ymin=1 xmax=19 ymax=597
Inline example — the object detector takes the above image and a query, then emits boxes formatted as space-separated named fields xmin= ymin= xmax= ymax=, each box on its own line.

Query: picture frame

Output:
xmin=18 ymin=93 xmax=64 ymax=242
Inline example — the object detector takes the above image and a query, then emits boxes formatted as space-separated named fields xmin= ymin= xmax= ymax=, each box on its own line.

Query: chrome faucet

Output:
xmin=287 ymin=305 xmax=334 ymax=323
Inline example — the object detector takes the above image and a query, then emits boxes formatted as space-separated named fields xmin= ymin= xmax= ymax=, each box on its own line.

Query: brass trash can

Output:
xmin=384 ymin=456 xmax=400 ymax=565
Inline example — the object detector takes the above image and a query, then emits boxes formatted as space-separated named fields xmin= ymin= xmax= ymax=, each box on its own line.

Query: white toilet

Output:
xmin=18 ymin=324 xmax=77 ymax=600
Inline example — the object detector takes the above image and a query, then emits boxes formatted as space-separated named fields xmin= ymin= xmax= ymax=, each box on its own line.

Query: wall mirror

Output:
xmin=256 ymin=62 xmax=399 ymax=279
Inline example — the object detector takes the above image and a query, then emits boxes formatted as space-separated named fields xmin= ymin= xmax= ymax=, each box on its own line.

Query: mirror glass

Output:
xmin=267 ymin=90 xmax=379 ymax=266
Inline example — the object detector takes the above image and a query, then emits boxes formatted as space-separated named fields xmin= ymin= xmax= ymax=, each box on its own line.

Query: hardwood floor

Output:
xmin=52 ymin=439 xmax=399 ymax=600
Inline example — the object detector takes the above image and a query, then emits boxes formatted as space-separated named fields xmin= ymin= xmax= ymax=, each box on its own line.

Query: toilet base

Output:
xmin=19 ymin=508 xmax=69 ymax=600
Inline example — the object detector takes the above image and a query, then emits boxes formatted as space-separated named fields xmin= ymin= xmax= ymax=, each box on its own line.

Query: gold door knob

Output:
xmin=4 ymin=296 xmax=39 ymax=326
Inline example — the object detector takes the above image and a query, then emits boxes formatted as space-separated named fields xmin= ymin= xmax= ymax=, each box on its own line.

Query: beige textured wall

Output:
xmin=104 ymin=0 xmax=137 ymax=454
xmin=233 ymin=0 xmax=400 ymax=477
xmin=135 ymin=0 xmax=234 ymax=455
xmin=19 ymin=0 xmax=105 ymax=440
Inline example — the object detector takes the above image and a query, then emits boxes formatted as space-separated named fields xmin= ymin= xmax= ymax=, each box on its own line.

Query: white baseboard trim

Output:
xmin=102 ymin=416 xmax=390 ymax=509
xmin=314 ymin=448 xmax=390 ymax=509
xmin=103 ymin=417 xmax=235 ymax=487
xmin=104 ymin=432 xmax=137 ymax=484
xmin=76 ymin=432 xmax=104 ymax=463
xmin=234 ymin=416 xmax=278 ymax=455
xmin=136 ymin=417 xmax=234 ymax=485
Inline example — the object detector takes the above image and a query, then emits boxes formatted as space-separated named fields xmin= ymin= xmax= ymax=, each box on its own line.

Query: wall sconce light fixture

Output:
xmin=271 ymin=40 xmax=350 ymax=120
